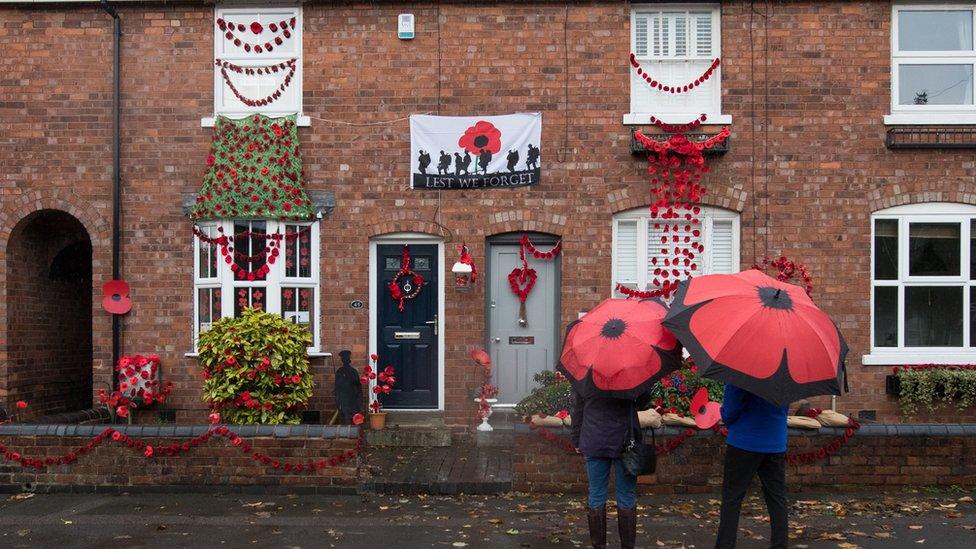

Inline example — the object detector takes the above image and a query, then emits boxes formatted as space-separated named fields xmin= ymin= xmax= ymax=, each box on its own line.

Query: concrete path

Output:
xmin=0 ymin=490 xmax=973 ymax=548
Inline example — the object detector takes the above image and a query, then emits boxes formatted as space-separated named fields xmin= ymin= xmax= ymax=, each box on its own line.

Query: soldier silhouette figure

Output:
xmin=418 ymin=150 xmax=431 ymax=174
xmin=454 ymin=153 xmax=463 ymax=176
xmin=459 ymin=151 xmax=472 ymax=175
xmin=334 ymin=350 xmax=363 ymax=424
xmin=526 ymin=144 xmax=540 ymax=170
xmin=478 ymin=149 xmax=492 ymax=174
xmin=437 ymin=150 xmax=452 ymax=175
xmin=506 ymin=149 xmax=520 ymax=173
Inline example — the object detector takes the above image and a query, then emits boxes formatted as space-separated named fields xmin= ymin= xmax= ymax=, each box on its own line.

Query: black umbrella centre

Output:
xmin=758 ymin=286 xmax=793 ymax=310
xmin=600 ymin=318 xmax=628 ymax=339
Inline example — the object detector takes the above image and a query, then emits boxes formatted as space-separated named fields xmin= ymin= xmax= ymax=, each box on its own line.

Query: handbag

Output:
xmin=620 ymin=402 xmax=656 ymax=476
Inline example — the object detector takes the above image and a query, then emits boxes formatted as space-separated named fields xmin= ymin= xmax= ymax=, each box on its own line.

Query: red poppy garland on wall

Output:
xmin=629 ymin=53 xmax=721 ymax=94
xmin=216 ymin=17 xmax=297 ymax=54
xmin=509 ymin=234 xmax=561 ymax=325
xmin=615 ymin=111 xmax=731 ymax=299
xmin=388 ymin=245 xmax=425 ymax=312
xmin=193 ymin=225 xmax=311 ymax=281
xmin=216 ymin=59 xmax=297 ymax=107
xmin=191 ymin=114 xmax=314 ymax=221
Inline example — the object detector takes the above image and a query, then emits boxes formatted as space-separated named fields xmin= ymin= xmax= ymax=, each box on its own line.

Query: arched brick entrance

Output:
xmin=5 ymin=210 xmax=93 ymax=418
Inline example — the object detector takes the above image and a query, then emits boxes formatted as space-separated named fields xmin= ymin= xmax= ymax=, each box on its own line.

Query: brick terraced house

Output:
xmin=2 ymin=0 xmax=976 ymax=428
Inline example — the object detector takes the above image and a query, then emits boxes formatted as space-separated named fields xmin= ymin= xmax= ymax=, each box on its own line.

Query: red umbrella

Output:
xmin=557 ymin=298 xmax=682 ymax=399
xmin=663 ymin=270 xmax=847 ymax=407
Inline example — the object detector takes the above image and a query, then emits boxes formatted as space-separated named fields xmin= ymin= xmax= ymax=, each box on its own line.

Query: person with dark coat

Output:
xmin=571 ymin=386 xmax=648 ymax=549
xmin=715 ymin=384 xmax=789 ymax=549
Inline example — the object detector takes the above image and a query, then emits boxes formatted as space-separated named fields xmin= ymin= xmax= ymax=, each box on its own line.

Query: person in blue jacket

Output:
xmin=715 ymin=383 xmax=789 ymax=549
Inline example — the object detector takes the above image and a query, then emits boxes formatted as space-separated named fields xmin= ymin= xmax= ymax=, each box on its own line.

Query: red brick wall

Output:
xmin=0 ymin=434 xmax=358 ymax=492
xmin=513 ymin=431 xmax=976 ymax=494
xmin=3 ymin=2 xmax=976 ymax=426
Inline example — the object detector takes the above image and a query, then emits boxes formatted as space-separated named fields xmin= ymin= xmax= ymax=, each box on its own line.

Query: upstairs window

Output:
xmin=213 ymin=5 xmax=303 ymax=119
xmin=627 ymin=5 xmax=726 ymax=124
xmin=889 ymin=5 xmax=976 ymax=123
xmin=612 ymin=206 xmax=739 ymax=297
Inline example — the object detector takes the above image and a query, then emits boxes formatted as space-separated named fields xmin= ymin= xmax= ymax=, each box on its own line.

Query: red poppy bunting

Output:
xmin=663 ymin=270 xmax=848 ymax=407
xmin=217 ymin=16 xmax=297 ymax=54
xmin=216 ymin=59 xmax=297 ymax=107
xmin=630 ymin=53 xmax=721 ymax=94
xmin=558 ymin=298 xmax=682 ymax=399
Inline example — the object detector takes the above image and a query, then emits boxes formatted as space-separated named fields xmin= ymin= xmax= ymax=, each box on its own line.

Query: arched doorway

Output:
xmin=6 ymin=210 xmax=93 ymax=418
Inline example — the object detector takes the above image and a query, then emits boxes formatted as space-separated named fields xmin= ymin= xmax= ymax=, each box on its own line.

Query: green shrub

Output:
xmin=896 ymin=367 xmax=976 ymax=416
xmin=198 ymin=308 xmax=313 ymax=424
xmin=515 ymin=371 xmax=571 ymax=417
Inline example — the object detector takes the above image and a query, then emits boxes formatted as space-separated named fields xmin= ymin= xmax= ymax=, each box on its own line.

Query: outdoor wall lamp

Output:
xmin=452 ymin=261 xmax=473 ymax=291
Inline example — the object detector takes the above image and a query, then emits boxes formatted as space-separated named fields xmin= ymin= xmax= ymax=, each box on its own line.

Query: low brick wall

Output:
xmin=0 ymin=424 xmax=360 ymax=494
xmin=513 ymin=424 xmax=976 ymax=494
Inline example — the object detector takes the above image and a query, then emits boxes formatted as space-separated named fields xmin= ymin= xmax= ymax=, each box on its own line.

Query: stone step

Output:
xmin=365 ymin=427 xmax=452 ymax=447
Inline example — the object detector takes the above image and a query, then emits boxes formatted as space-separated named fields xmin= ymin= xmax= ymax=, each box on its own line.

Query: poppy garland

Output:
xmin=508 ymin=235 xmax=561 ymax=326
xmin=193 ymin=225 xmax=311 ymax=281
xmin=388 ymin=245 xmax=425 ymax=313
xmin=216 ymin=17 xmax=297 ymax=54
xmin=217 ymin=59 xmax=297 ymax=107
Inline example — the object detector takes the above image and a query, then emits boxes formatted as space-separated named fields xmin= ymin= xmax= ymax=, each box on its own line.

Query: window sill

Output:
xmin=884 ymin=113 xmax=976 ymax=126
xmin=201 ymin=115 xmax=311 ymax=128
xmin=623 ymin=113 xmax=732 ymax=125
xmin=862 ymin=350 xmax=976 ymax=366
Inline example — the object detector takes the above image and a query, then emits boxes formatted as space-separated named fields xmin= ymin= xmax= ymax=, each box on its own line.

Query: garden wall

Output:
xmin=512 ymin=424 xmax=976 ymax=494
xmin=0 ymin=424 xmax=360 ymax=494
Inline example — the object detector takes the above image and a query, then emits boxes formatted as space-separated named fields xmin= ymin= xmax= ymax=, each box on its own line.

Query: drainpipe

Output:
xmin=100 ymin=0 xmax=122 ymax=373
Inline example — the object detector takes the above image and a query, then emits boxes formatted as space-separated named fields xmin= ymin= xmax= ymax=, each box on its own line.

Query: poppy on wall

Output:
xmin=102 ymin=280 xmax=132 ymax=315
xmin=458 ymin=121 xmax=502 ymax=155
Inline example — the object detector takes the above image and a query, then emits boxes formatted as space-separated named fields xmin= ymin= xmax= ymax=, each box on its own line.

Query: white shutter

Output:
xmin=709 ymin=219 xmax=736 ymax=274
xmin=647 ymin=220 xmax=668 ymax=286
xmin=674 ymin=14 xmax=688 ymax=57
xmin=615 ymin=220 xmax=639 ymax=284
xmin=651 ymin=13 xmax=668 ymax=57
xmin=634 ymin=14 xmax=649 ymax=58
xmin=693 ymin=12 xmax=713 ymax=57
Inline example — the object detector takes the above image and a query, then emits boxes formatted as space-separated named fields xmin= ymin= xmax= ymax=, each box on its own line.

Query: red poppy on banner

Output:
xmin=458 ymin=121 xmax=502 ymax=155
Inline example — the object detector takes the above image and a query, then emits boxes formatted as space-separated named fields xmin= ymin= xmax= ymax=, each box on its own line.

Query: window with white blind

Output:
xmin=213 ymin=5 xmax=303 ymax=120
xmin=193 ymin=220 xmax=320 ymax=352
xmin=612 ymin=206 xmax=740 ymax=297
xmin=627 ymin=5 xmax=728 ymax=124
xmin=865 ymin=203 xmax=976 ymax=365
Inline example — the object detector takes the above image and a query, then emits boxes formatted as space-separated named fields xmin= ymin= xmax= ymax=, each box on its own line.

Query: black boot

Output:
xmin=587 ymin=505 xmax=607 ymax=548
xmin=617 ymin=507 xmax=637 ymax=549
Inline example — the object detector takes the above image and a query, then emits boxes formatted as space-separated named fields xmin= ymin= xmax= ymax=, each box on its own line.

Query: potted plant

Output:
xmin=362 ymin=354 xmax=396 ymax=430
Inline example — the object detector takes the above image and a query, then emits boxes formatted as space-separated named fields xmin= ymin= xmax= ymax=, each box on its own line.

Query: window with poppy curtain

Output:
xmin=626 ymin=4 xmax=728 ymax=124
xmin=867 ymin=203 xmax=976 ymax=364
xmin=887 ymin=5 xmax=976 ymax=124
xmin=193 ymin=220 xmax=319 ymax=352
xmin=611 ymin=205 xmax=739 ymax=297
xmin=213 ymin=5 xmax=303 ymax=119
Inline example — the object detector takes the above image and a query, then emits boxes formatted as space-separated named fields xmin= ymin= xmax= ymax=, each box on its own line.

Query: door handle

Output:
xmin=493 ymin=337 xmax=501 ymax=343
xmin=425 ymin=314 xmax=438 ymax=335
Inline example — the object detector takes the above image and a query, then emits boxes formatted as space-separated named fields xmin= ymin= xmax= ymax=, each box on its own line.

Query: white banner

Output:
xmin=409 ymin=113 xmax=542 ymax=189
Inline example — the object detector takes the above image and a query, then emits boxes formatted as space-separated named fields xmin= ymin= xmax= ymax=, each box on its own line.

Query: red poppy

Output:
xmin=116 ymin=405 xmax=129 ymax=418
xmin=457 ymin=120 xmax=502 ymax=155
xmin=15 ymin=400 xmax=28 ymax=410
xmin=555 ymin=410 xmax=569 ymax=420
xmin=470 ymin=349 xmax=491 ymax=366
xmin=352 ymin=413 xmax=365 ymax=425
xmin=690 ymin=387 xmax=721 ymax=429
xmin=101 ymin=279 xmax=132 ymax=315
xmin=370 ymin=354 xmax=379 ymax=362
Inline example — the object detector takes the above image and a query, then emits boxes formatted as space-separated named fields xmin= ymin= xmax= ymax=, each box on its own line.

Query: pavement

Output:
xmin=0 ymin=490 xmax=974 ymax=548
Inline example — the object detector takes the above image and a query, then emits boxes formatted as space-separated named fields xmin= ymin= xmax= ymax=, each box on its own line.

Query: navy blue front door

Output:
xmin=376 ymin=244 xmax=438 ymax=409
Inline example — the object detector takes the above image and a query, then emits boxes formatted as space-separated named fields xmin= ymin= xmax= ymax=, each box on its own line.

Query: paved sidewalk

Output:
xmin=361 ymin=444 xmax=513 ymax=494
xmin=0 ymin=490 xmax=974 ymax=548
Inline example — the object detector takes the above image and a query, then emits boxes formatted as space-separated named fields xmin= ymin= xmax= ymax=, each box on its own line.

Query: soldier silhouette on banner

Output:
xmin=417 ymin=150 xmax=431 ymax=174
xmin=526 ymin=144 xmax=540 ymax=170
xmin=506 ymin=149 xmax=520 ymax=173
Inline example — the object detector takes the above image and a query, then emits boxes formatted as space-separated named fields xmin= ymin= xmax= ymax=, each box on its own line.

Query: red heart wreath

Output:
xmin=507 ymin=267 xmax=537 ymax=304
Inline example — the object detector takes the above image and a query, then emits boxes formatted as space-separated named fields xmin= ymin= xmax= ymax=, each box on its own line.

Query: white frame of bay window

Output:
xmin=865 ymin=203 xmax=976 ymax=364
xmin=192 ymin=219 xmax=320 ymax=352
xmin=211 ymin=5 xmax=304 ymax=121
xmin=886 ymin=4 xmax=976 ymax=124
xmin=610 ymin=205 xmax=740 ymax=297
xmin=625 ymin=3 xmax=731 ymax=125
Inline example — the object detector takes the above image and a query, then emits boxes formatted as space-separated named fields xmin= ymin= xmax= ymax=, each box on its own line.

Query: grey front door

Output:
xmin=488 ymin=236 xmax=560 ymax=406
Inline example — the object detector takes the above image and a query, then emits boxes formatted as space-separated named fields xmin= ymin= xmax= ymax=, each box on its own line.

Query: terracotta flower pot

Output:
xmin=369 ymin=412 xmax=387 ymax=430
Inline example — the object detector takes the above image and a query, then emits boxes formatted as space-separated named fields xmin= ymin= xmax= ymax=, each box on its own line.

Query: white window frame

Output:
xmin=192 ymin=219 xmax=321 ymax=352
xmin=611 ymin=205 xmax=740 ymax=297
xmin=203 ymin=5 xmax=310 ymax=128
xmin=625 ymin=4 xmax=731 ymax=125
xmin=865 ymin=202 xmax=976 ymax=365
xmin=886 ymin=4 xmax=976 ymax=124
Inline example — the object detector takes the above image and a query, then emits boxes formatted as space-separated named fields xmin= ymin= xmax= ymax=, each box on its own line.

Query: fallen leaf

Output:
xmin=874 ymin=532 xmax=892 ymax=539
xmin=452 ymin=543 xmax=468 ymax=547
xmin=17 ymin=530 xmax=30 ymax=537
xmin=909 ymin=525 xmax=923 ymax=530
xmin=958 ymin=496 xmax=973 ymax=504
xmin=12 ymin=493 xmax=34 ymax=501
xmin=488 ymin=519 xmax=503 ymax=524
xmin=837 ymin=543 xmax=859 ymax=549
xmin=505 ymin=529 xmax=520 ymax=535
xmin=61 ymin=519 xmax=73 ymax=525
xmin=915 ymin=540 xmax=925 ymax=544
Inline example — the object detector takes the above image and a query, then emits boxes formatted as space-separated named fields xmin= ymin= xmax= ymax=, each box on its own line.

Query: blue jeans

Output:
xmin=585 ymin=456 xmax=637 ymax=509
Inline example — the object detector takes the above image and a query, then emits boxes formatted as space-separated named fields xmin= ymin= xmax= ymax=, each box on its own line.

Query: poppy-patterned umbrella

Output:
xmin=557 ymin=298 xmax=683 ymax=400
xmin=663 ymin=270 xmax=848 ymax=407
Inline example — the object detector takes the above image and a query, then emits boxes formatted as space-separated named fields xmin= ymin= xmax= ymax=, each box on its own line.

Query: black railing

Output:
xmin=886 ymin=127 xmax=976 ymax=149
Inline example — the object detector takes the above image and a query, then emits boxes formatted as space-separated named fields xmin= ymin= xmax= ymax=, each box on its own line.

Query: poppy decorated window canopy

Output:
xmin=191 ymin=114 xmax=315 ymax=221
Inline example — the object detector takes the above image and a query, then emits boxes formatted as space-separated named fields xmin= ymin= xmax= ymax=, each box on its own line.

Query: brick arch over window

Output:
xmin=869 ymin=185 xmax=976 ymax=213
xmin=606 ymin=185 xmax=747 ymax=216
xmin=365 ymin=220 xmax=452 ymax=240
